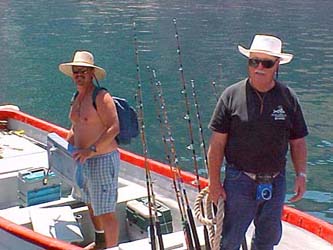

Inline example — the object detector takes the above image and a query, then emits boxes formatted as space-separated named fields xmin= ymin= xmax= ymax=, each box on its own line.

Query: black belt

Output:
xmin=226 ymin=163 xmax=280 ymax=183
xmin=243 ymin=171 xmax=280 ymax=183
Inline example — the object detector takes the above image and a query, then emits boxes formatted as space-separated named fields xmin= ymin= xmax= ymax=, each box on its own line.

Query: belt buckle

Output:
xmin=243 ymin=171 xmax=279 ymax=183
xmin=256 ymin=172 xmax=279 ymax=183
xmin=243 ymin=172 xmax=256 ymax=181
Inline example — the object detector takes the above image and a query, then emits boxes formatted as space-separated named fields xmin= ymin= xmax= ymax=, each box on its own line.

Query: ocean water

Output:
xmin=1 ymin=0 xmax=332 ymax=223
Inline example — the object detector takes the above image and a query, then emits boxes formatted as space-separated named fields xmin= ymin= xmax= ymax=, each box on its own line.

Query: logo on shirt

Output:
xmin=271 ymin=105 xmax=287 ymax=120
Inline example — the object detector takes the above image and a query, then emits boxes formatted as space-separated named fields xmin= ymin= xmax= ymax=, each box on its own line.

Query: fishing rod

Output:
xmin=147 ymin=67 xmax=173 ymax=170
xmin=173 ymin=17 xmax=207 ymax=250
xmin=133 ymin=22 xmax=164 ymax=250
xmin=150 ymin=70 xmax=195 ymax=250
xmin=218 ymin=63 xmax=223 ymax=87
xmin=148 ymin=66 xmax=186 ymax=250
xmin=211 ymin=80 xmax=219 ymax=102
xmin=211 ymin=64 xmax=223 ymax=102
xmin=148 ymin=67 xmax=195 ymax=249
xmin=189 ymin=79 xmax=212 ymax=249
xmin=190 ymin=79 xmax=209 ymax=174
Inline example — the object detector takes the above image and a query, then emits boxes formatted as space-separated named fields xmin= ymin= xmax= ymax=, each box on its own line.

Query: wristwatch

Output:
xmin=296 ymin=172 xmax=307 ymax=178
xmin=89 ymin=145 xmax=97 ymax=152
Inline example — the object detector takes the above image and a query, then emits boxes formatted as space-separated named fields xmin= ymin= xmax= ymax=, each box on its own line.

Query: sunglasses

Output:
xmin=72 ymin=68 xmax=91 ymax=74
xmin=248 ymin=58 xmax=277 ymax=69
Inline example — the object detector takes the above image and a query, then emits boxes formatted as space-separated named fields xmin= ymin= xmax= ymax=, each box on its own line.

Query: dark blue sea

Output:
xmin=1 ymin=0 xmax=332 ymax=223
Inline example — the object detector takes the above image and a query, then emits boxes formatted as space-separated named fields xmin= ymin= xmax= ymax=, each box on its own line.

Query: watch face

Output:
xmin=90 ymin=145 xmax=97 ymax=152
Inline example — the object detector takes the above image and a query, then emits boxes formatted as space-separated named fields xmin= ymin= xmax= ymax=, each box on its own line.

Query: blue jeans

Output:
xmin=220 ymin=165 xmax=286 ymax=250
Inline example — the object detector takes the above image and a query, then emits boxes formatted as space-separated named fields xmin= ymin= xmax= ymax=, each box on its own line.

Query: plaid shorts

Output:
xmin=73 ymin=150 xmax=120 ymax=216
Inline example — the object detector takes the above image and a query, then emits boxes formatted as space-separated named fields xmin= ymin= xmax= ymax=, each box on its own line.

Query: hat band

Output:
xmin=72 ymin=60 xmax=94 ymax=65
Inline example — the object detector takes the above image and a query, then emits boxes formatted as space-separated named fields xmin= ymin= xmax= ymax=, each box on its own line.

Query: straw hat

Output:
xmin=59 ymin=51 xmax=106 ymax=80
xmin=238 ymin=34 xmax=293 ymax=64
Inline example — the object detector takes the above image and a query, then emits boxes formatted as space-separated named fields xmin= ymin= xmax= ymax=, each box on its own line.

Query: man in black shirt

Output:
xmin=208 ymin=34 xmax=308 ymax=250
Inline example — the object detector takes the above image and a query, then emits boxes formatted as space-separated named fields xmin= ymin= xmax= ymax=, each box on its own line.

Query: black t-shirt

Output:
xmin=209 ymin=78 xmax=308 ymax=174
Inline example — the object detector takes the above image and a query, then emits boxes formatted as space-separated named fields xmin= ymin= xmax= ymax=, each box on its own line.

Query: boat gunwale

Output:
xmin=0 ymin=216 xmax=83 ymax=250
xmin=0 ymin=107 xmax=332 ymax=247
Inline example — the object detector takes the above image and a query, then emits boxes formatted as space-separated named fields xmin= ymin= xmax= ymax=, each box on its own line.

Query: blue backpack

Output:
xmin=71 ymin=87 xmax=139 ymax=145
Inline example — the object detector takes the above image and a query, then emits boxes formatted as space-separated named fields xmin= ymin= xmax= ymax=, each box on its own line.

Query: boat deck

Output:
xmin=0 ymin=119 xmax=332 ymax=249
xmin=119 ymin=161 xmax=333 ymax=250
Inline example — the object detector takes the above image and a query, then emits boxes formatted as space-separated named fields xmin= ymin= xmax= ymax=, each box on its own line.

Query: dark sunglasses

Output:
xmin=248 ymin=58 xmax=277 ymax=69
xmin=72 ymin=68 xmax=91 ymax=74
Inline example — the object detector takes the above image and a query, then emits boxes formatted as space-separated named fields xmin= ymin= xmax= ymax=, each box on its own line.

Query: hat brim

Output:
xmin=238 ymin=45 xmax=293 ymax=64
xmin=59 ymin=62 xmax=106 ymax=80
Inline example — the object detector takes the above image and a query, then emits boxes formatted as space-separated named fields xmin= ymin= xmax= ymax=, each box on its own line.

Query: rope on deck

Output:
xmin=194 ymin=186 xmax=224 ymax=250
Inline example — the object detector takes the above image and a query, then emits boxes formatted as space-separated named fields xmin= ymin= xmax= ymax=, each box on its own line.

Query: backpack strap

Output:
xmin=92 ymin=87 xmax=108 ymax=110
xmin=70 ymin=91 xmax=79 ymax=106
xmin=70 ymin=87 xmax=108 ymax=110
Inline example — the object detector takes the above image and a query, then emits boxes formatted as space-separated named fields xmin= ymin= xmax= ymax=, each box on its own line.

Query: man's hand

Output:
xmin=289 ymin=175 xmax=306 ymax=202
xmin=209 ymin=182 xmax=227 ymax=205
xmin=72 ymin=148 xmax=93 ymax=164
xmin=289 ymin=138 xmax=307 ymax=202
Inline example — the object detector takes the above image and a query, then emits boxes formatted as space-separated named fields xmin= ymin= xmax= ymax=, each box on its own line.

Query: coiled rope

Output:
xmin=194 ymin=186 xmax=224 ymax=250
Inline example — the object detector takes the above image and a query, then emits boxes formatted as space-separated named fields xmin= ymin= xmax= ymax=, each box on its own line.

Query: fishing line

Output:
xmin=149 ymin=67 xmax=195 ymax=250
xmin=133 ymin=21 xmax=163 ymax=250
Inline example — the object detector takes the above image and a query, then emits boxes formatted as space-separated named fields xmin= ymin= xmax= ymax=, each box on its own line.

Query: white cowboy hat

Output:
xmin=59 ymin=51 xmax=106 ymax=80
xmin=238 ymin=34 xmax=293 ymax=64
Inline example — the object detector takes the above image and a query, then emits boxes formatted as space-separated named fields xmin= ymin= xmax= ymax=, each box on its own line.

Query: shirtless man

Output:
xmin=59 ymin=50 xmax=120 ymax=249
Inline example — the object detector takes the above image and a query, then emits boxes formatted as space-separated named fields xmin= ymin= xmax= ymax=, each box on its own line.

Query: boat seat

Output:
xmin=30 ymin=206 xmax=83 ymax=243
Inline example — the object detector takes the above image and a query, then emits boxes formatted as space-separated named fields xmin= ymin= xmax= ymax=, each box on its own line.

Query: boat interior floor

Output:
xmin=0 ymin=128 xmax=332 ymax=250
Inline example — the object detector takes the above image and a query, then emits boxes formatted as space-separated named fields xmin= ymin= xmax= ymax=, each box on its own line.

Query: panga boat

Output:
xmin=0 ymin=105 xmax=332 ymax=250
